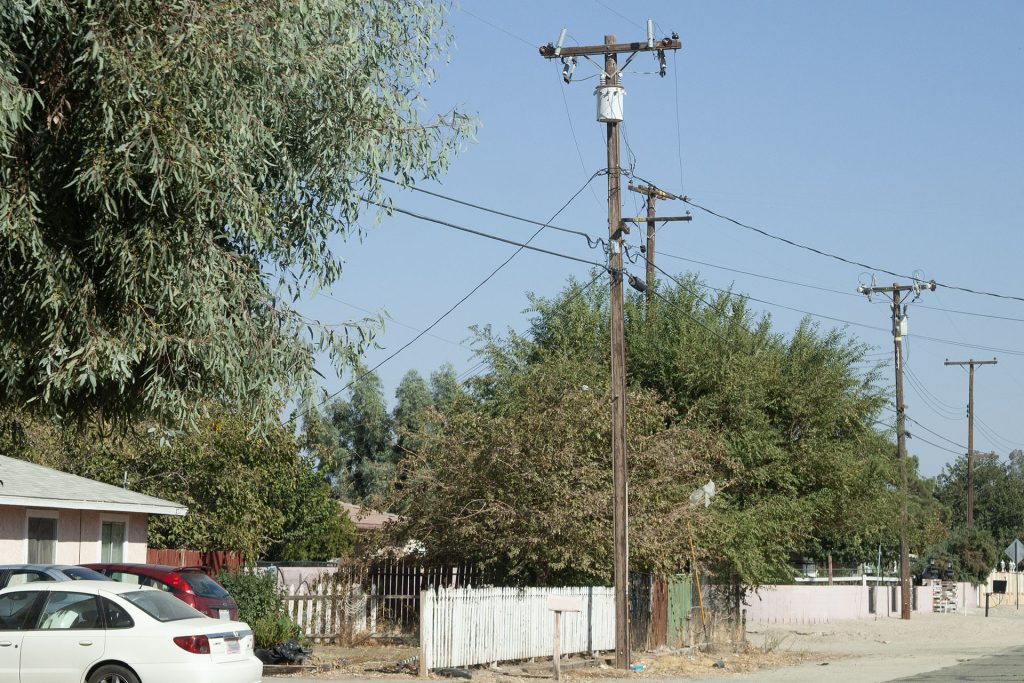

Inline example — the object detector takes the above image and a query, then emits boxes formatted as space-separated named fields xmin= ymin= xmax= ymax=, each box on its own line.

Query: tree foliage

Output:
xmin=399 ymin=274 xmax=906 ymax=586
xmin=394 ymin=357 xmax=725 ymax=586
xmin=934 ymin=455 xmax=1024 ymax=550
xmin=3 ymin=408 xmax=355 ymax=561
xmin=0 ymin=1 xmax=472 ymax=427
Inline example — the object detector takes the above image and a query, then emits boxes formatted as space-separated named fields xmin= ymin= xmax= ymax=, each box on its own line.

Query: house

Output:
xmin=340 ymin=502 xmax=402 ymax=535
xmin=0 ymin=455 xmax=187 ymax=565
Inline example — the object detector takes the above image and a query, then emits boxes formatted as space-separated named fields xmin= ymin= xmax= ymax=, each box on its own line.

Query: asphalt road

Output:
xmin=898 ymin=646 xmax=1024 ymax=681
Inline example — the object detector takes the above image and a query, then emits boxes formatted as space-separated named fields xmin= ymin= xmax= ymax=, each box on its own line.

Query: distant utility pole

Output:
xmin=943 ymin=358 xmax=998 ymax=529
xmin=625 ymin=183 xmax=691 ymax=307
xmin=858 ymin=280 xmax=936 ymax=621
xmin=540 ymin=24 xmax=680 ymax=670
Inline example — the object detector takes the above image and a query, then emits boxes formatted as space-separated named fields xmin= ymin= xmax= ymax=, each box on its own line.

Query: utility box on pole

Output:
xmin=595 ymin=78 xmax=625 ymax=122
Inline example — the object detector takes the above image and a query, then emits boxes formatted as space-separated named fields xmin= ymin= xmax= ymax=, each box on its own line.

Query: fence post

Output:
xmin=419 ymin=589 xmax=430 ymax=677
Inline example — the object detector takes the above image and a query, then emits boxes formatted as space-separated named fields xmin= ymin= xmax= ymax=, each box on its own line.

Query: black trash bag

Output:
xmin=255 ymin=639 xmax=312 ymax=665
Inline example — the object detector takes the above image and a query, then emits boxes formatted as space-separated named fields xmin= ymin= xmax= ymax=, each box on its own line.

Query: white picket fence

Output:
xmin=282 ymin=580 xmax=369 ymax=640
xmin=420 ymin=586 xmax=615 ymax=670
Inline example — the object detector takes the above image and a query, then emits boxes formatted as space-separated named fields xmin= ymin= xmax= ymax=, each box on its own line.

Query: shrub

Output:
xmin=252 ymin=615 xmax=304 ymax=649
xmin=218 ymin=568 xmax=280 ymax=624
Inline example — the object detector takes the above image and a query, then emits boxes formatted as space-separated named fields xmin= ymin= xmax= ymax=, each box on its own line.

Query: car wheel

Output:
xmin=88 ymin=664 xmax=140 ymax=683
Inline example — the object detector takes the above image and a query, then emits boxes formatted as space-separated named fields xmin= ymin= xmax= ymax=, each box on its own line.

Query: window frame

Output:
xmin=0 ymin=591 xmax=46 ymax=632
xmin=24 ymin=509 xmax=60 ymax=565
xmin=98 ymin=514 xmax=129 ymax=564
xmin=33 ymin=591 xmax=104 ymax=631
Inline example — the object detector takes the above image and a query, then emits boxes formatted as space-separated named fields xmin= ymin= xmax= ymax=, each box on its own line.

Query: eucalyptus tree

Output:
xmin=0 ymin=1 xmax=472 ymax=428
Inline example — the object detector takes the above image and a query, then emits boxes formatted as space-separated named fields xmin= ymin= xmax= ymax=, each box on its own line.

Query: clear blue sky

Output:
xmin=298 ymin=1 xmax=1024 ymax=478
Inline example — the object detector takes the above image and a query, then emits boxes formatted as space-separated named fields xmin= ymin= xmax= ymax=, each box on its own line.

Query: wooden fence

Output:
xmin=277 ymin=560 xmax=487 ymax=642
xmin=282 ymin=575 xmax=368 ymax=642
xmin=420 ymin=586 xmax=615 ymax=671
xmin=146 ymin=548 xmax=242 ymax=574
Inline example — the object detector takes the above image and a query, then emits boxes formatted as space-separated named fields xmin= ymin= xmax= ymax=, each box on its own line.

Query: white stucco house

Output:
xmin=0 ymin=455 xmax=187 ymax=565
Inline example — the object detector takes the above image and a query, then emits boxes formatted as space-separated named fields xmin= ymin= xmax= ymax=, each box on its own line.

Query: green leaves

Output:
xmin=396 ymin=273 xmax=902 ymax=587
xmin=4 ymin=406 xmax=355 ymax=561
xmin=0 ymin=0 xmax=474 ymax=428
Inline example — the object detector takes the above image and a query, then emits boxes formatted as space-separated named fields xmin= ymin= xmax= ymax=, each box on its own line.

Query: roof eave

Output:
xmin=0 ymin=495 xmax=188 ymax=517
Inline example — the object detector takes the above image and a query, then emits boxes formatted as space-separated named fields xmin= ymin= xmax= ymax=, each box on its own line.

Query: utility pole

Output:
xmin=858 ymin=280 xmax=936 ymax=620
xmin=540 ymin=25 xmax=680 ymax=670
xmin=625 ymin=183 xmax=691 ymax=307
xmin=943 ymin=358 xmax=998 ymax=529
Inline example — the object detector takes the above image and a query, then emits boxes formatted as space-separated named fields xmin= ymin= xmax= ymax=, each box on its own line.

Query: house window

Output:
xmin=101 ymin=521 xmax=126 ymax=563
xmin=27 ymin=515 xmax=58 ymax=564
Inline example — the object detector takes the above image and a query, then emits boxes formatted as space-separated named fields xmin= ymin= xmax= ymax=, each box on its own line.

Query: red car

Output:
xmin=85 ymin=563 xmax=239 ymax=620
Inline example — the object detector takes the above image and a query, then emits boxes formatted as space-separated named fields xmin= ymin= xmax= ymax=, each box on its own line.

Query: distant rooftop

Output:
xmin=340 ymin=502 xmax=402 ymax=532
xmin=0 ymin=455 xmax=187 ymax=516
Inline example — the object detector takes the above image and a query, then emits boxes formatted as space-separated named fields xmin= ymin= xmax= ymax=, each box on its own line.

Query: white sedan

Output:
xmin=0 ymin=579 xmax=262 ymax=683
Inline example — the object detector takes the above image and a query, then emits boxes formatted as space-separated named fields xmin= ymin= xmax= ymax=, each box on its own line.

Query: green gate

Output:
xmin=666 ymin=574 xmax=692 ymax=648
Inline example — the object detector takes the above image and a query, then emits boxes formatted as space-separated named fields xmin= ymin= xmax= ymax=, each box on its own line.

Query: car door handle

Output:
xmin=0 ymin=642 xmax=10 ymax=647
xmin=78 ymin=640 xmax=93 ymax=646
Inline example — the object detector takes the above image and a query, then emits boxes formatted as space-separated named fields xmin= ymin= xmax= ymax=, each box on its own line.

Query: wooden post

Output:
xmin=546 ymin=595 xmax=583 ymax=680
xmin=553 ymin=610 xmax=562 ymax=681
xmin=419 ymin=589 xmax=428 ymax=677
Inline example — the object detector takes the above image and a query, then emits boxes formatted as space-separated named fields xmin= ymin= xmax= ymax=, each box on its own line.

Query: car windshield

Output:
xmin=121 ymin=590 xmax=206 ymax=622
xmin=179 ymin=572 xmax=230 ymax=599
xmin=61 ymin=567 xmax=109 ymax=581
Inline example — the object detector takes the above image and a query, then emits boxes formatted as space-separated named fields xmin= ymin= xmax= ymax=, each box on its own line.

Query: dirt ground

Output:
xmin=266 ymin=604 xmax=1024 ymax=682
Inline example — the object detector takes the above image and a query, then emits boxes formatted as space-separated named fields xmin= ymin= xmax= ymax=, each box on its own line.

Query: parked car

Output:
xmin=85 ymin=564 xmax=239 ymax=620
xmin=0 ymin=564 xmax=110 ymax=588
xmin=0 ymin=580 xmax=261 ymax=683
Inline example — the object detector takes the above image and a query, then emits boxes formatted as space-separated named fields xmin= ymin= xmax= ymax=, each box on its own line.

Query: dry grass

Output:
xmin=567 ymin=646 xmax=813 ymax=679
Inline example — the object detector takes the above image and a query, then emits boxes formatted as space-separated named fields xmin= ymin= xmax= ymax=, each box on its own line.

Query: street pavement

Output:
xmin=896 ymin=646 xmax=1024 ymax=681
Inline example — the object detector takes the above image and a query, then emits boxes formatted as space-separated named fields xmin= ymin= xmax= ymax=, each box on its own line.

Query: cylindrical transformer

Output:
xmin=594 ymin=82 xmax=625 ymax=122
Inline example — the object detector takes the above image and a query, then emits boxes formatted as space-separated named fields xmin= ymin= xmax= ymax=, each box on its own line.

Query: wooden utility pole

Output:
xmin=944 ymin=358 xmax=998 ymax=529
xmin=540 ymin=26 xmax=681 ymax=670
xmin=858 ymin=280 xmax=936 ymax=620
xmin=603 ymin=36 xmax=631 ymax=671
xmin=625 ymin=183 xmax=691 ymax=306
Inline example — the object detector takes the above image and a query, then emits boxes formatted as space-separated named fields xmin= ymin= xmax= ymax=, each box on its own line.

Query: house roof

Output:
xmin=0 ymin=455 xmax=187 ymax=516
xmin=340 ymin=502 xmax=402 ymax=532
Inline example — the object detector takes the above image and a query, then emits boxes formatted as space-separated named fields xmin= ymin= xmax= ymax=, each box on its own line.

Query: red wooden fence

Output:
xmin=146 ymin=548 xmax=243 ymax=575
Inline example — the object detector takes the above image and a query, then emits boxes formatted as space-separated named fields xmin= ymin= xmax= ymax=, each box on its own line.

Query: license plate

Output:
xmin=226 ymin=639 xmax=240 ymax=654
xmin=218 ymin=609 xmax=230 ymax=620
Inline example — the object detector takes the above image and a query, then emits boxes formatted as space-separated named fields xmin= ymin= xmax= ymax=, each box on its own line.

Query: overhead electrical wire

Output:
xmin=905 ymin=416 xmax=967 ymax=451
xmin=678 ymin=196 xmax=1024 ymax=304
xmin=374 ymin=203 xmax=607 ymax=269
xmin=382 ymin=176 xmax=1024 ymax=329
xmin=456 ymin=268 xmax=609 ymax=383
xmin=378 ymin=176 xmax=598 ymax=241
xmin=909 ymin=433 xmax=964 ymax=457
xmin=632 ymin=245 xmax=1024 ymax=358
xmin=304 ymin=174 xmax=605 ymax=418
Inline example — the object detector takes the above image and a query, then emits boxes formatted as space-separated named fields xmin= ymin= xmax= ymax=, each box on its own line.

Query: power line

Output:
xmin=378 ymin=176 xmax=600 ymax=241
xmin=458 ymin=6 xmax=536 ymax=48
xmin=658 ymin=251 xmax=862 ymax=298
xmin=316 ymin=293 xmax=472 ymax=352
xmin=457 ymin=268 xmax=609 ymax=384
xmin=975 ymin=413 xmax=1024 ymax=451
xmin=651 ymin=246 xmax=1024 ymax=325
xmin=635 ymin=246 xmax=1024 ymax=358
xmin=305 ymin=174 xmax=603 ymax=418
xmin=909 ymin=433 xmax=965 ymax=457
xmin=591 ymin=0 xmax=646 ymax=30
xmin=672 ymin=50 xmax=685 ymax=195
xmin=906 ymin=416 xmax=967 ymax=451
xmin=905 ymin=365 xmax=963 ymax=413
xmin=680 ymin=196 xmax=1024 ymax=304
xmin=374 ymin=203 xmax=607 ymax=269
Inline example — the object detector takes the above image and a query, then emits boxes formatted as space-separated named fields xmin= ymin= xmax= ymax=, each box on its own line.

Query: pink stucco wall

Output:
xmin=743 ymin=584 xmax=934 ymax=624
xmin=0 ymin=506 xmax=148 ymax=564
